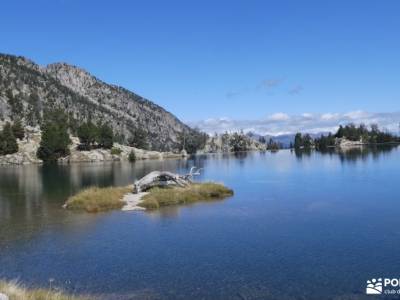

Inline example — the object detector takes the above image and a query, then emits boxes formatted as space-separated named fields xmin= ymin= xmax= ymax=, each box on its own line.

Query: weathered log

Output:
xmin=133 ymin=167 xmax=201 ymax=193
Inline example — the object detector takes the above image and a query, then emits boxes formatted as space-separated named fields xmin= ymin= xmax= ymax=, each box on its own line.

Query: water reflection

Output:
xmin=0 ymin=159 xmax=204 ymax=248
xmin=293 ymin=145 xmax=398 ymax=163
xmin=0 ymin=146 xmax=399 ymax=299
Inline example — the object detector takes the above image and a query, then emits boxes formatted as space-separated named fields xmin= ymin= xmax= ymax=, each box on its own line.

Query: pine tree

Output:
xmin=37 ymin=109 xmax=71 ymax=161
xmin=77 ymin=121 xmax=98 ymax=150
xmin=97 ymin=123 xmax=114 ymax=149
xmin=294 ymin=133 xmax=303 ymax=149
xmin=12 ymin=119 xmax=25 ymax=140
xmin=128 ymin=127 xmax=148 ymax=150
xmin=0 ymin=122 xmax=18 ymax=155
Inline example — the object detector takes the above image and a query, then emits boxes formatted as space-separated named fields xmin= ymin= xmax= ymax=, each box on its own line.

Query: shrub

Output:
xmin=128 ymin=150 xmax=136 ymax=162
xmin=111 ymin=147 xmax=122 ymax=155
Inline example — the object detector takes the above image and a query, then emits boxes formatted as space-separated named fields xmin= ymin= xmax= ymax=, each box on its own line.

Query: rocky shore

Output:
xmin=335 ymin=137 xmax=365 ymax=148
xmin=0 ymin=127 xmax=184 ymax=165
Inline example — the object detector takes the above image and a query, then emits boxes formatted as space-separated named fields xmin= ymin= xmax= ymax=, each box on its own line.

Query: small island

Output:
xmin=64 ymin=169 xmax=233 ymax=213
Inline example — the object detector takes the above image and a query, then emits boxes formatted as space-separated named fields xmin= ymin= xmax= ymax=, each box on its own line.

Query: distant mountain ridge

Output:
xmin=0 ymin=53 xmax=193 ymax=151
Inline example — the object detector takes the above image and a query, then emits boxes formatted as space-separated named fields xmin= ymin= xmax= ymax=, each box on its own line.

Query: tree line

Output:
xmin=293 ymin=124 xmax=399 ymax=151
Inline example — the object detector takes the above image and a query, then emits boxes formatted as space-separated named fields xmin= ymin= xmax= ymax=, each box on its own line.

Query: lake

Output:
xmin=1 ymin=146 xmax=400 ymax=299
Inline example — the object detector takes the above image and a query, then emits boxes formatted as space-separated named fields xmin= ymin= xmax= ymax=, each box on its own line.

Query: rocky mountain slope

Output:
xmin=0 ymin=53 xmax=192 ymax=151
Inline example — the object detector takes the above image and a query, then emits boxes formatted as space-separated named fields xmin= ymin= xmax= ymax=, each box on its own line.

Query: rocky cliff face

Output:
xmin=0 ymin=53 xmax=192 ymax=151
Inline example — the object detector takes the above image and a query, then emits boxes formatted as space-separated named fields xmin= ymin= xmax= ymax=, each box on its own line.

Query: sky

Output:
xmin=1 ymin=0 xmax=399 ymax=135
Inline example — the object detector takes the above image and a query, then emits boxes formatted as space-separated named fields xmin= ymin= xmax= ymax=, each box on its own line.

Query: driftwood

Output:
xmin=134 ymin=167 xmax=202 ymax=193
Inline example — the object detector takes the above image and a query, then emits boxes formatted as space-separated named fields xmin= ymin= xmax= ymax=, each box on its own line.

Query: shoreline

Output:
xmin=1 ymin=142 xmax=399 ymax=166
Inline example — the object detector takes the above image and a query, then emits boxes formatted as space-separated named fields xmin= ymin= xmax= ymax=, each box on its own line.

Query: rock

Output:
xmin=121 ymin=192 xmax=148 ymax=211
xmin=181 ymin=149 xmax=188 ymax=157
xmin=335 ymin=138 xmax=364 ymax=148
xmin=0 ymin=126 xmax=42 ymax=165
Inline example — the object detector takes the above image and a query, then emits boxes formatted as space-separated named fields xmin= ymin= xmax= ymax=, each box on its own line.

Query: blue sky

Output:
xmin=1 ymin=0 xmax=399 ymax=133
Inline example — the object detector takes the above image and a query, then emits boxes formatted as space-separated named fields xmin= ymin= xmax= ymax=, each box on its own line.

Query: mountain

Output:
xmin=0 ymin=53 xmax=193 ymax=151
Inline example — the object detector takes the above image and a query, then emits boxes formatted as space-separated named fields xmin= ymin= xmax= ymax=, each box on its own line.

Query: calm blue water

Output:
xmin=1 ymin=147 xmax=400 ymax=299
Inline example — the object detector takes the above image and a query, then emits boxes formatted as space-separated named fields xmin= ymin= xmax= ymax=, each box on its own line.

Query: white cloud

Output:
xmin=189 ymin=111 xmax=400 ymax=136
xmin=302 ymin=113 xmax=313 ymax=119
xmin=320 ymin=113 xmax=340 ymax=121
xmin=267 ymin=113 xmax=290 ymax=121
xmin=343 ymin=110 xmax=370 ymax=120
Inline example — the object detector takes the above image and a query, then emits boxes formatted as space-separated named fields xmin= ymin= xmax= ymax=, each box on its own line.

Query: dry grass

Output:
xmin=64 ymin=186 xmax=131 ymax=213
xmin=139 ymin=182 xmax=234 ymax=210
xmin=0 ymin=280 xmax=93 ymax=300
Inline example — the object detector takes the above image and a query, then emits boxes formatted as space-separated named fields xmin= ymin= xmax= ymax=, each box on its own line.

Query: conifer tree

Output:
xmin=37 ymin=109 xmax=71 ymax=161
xmin=0 ymin=122 xmax=18 ymax=155
xmin=97 ymin=123 xmax=114 ymax=149
xmin=12 ymin=119 xmax=25 ymax=140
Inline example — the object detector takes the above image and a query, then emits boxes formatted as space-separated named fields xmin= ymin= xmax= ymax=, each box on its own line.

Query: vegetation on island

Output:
xmin=266 ymin=138 xmax=281 ymax=151
xmin=138 ymin=182 xmax=234 ymax=210
xmin=64 ymin=182 xmax=233 ymax=213
xmin=293 ymin=124 xmax=400 ymax=151
xmin=65 ymin=186 xmax=131 ymax=213
xmin=178 ymin=128 xmax=208 ymax=154
xmin=0 ymin=280 xmax=93 ymax=300
xmin=293 ymin=132 xmax=313 ymax=150
xmin=229 ymin=132 xmax=250 ymax=152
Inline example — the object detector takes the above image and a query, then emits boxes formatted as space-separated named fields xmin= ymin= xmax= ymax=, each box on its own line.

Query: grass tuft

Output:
xmin=64 ymin=182 xmax=233 ymax=213
xmin=139 ymin=182 xmax=233 ymax=210
xmin=65 ymin=186 xmax=131 ymax=213
xmin=0 ymin=280 xmax=93 ymax=300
